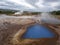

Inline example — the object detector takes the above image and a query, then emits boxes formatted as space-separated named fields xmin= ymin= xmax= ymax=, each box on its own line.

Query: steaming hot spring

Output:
xmin=0 ymin=13 xmax=60 ymax=45
xmin=21 ymin=13 xmax=60 ymax=45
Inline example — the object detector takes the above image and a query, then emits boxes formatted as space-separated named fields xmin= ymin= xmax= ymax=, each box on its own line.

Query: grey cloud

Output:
xmin=55 ymin=5 xmax=60 ymax=9
xmin=0 ymin=0 xmax=31 ymax=10
xmin=38 ymin=7 xmax=54 ymax=12
xmin=26 ymin=0 xmax=38 ymax=4
xmin=44 ymin=0 xmax=60 ymax=2
xmin=26 ymin=0 xmax=38 ymax=8
xmin=42 ymin=3 xmax=50 ymax=6
xmin=0 ymin=0 xmax=60 ymax=12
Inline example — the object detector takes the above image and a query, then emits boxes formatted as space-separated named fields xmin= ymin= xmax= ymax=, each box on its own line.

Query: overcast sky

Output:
xmin=0 ymin=0 xmax=60 ymax=12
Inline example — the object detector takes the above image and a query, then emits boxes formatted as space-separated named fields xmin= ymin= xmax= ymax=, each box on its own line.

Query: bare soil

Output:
xmin=0 ymin=16 xmax=60 ymax=45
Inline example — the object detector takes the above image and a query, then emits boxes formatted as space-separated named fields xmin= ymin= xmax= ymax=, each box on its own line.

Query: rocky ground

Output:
xmin=0 ymin=17 xmax=35 ymax=45
xmin=0 ymin=15 xmax=60 ymax=45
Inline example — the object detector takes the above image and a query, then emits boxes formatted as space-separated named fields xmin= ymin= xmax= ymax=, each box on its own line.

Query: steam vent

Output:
xmin=23 ymin=23 xmax=58 ymax=45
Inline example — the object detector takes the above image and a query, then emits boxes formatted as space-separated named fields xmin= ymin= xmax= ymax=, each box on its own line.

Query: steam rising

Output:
xmin=14 ymin=11 xmax=23 ymax=15
xmin=40 ymin=13 xmax=60 ymax=24
xmin=0 ymin=13 xmax=60 ymax=25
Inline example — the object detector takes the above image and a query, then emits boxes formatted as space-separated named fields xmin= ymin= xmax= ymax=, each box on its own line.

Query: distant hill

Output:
xmin=0 ymin=9 xmax=41 ymax=16
xmin=50 ymin=10 xmax=60 ymax=15
xmin=0 ymin=9 xmax=19 ymax=15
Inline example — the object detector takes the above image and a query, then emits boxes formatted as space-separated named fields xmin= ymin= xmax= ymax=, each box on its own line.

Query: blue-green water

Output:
xmin=23 ymin=24 xmax=55 ymax=38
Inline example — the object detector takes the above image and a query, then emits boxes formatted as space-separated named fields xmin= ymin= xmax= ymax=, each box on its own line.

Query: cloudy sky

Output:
xmin=0 ymin=0 xmax=60 ymax=12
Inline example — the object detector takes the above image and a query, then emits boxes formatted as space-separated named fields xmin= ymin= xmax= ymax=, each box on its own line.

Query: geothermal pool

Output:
xmin=23 ymin=24 xmax=55 ymax=38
